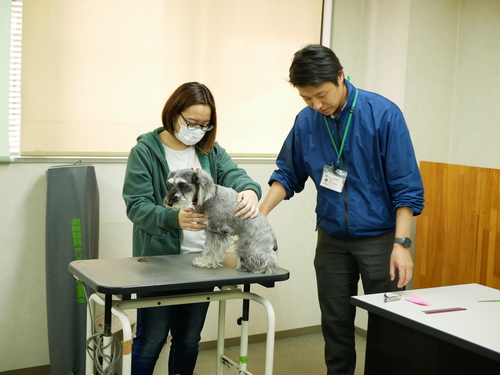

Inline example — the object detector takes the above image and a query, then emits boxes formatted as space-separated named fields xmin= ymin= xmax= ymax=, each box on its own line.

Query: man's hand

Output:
xmin=390 ymin=244 xmax=413 ymax=288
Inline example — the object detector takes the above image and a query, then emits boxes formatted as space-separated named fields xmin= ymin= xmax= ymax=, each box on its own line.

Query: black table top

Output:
xmin=69 ymin=253 xmax=290 ymax=295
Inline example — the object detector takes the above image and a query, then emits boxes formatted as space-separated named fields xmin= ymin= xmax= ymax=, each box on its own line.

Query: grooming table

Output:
xmin=69 ymin=253 xmax=290 ymax=375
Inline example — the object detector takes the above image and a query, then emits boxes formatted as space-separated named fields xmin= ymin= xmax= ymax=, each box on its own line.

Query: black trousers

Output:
xmin=314 ymin=228 xmax=403 ymax=375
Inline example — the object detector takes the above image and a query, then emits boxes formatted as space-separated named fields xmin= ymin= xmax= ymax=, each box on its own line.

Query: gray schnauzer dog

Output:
xmin=164 ymin=168 xmax=278 ymax=274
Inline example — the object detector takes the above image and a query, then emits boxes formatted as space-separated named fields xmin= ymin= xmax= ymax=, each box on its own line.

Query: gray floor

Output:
xmin=193 ymin=333 xmax=366 ymax=375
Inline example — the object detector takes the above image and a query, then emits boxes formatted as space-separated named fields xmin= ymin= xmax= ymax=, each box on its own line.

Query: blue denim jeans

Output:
xmin=131 ymin=288 xmax=212 ymax=375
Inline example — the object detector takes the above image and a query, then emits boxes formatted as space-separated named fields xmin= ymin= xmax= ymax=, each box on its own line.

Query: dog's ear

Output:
xmin=196 ymin=169 xmax=211 ymax=189
xmin=166 ymin=171 xmax=176 ymax=187
xmin=195 ymin=169 xmax=213 ymax=204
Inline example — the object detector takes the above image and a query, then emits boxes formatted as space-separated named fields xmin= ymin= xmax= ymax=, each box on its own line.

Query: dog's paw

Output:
xmin=236 ymin=264 xmax=249 ymax=273
xmin=192 ymin=256 xmax=220 ymax=269
xmin=237 ymin=264 xmax=276 ymax=274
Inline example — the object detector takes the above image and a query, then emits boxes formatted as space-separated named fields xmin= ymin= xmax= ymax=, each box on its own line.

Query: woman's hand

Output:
xmin=235 ymin=190 xmax=259 ymax=219
xmin=178 ymin=207 xmax=205 ymax=231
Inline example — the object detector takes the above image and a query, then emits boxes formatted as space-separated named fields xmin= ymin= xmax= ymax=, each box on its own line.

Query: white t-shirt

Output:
xmin=164 ymin=145 xmax=206 ymax=254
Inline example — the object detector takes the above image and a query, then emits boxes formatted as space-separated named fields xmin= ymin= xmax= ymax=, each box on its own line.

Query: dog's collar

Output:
xmin=191 ymin=200 xmax=198 ymax=207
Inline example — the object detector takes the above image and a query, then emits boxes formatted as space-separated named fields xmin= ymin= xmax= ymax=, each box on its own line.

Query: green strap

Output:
xmin=323 ymin=87 xmax=359 ymax=167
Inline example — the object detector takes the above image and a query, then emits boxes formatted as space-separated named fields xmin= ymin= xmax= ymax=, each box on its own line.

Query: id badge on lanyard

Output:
xmin=320 ymin=165 xmax=347 ymax=193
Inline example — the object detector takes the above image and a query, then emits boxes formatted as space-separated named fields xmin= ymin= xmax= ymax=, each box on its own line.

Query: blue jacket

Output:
xmin=270 ymin=80 xmax=424 ymax=239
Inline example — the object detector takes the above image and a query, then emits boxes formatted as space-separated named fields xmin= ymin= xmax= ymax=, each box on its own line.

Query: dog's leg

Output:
xmin=237 ymin=251 xmax=278 ymax=274
xmin=235 ymin=236 xmax=278 ymax=274
xmin=192 ymin=230 xmax=234 ymax=269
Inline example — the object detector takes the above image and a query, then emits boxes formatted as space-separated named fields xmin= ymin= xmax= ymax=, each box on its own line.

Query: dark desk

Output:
xmin=69 ymin=253 xmax=290 ymax=375
xmin=351 ymin=283 xmax=500 ymax=375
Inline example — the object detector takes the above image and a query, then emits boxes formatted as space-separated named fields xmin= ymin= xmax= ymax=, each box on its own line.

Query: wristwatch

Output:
xmin=394 ymin=237 xmax=412 ymax=248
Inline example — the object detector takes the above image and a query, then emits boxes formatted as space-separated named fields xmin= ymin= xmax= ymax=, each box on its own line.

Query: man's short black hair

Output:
xmin=289 ymin=44 xmax=344 ymax=87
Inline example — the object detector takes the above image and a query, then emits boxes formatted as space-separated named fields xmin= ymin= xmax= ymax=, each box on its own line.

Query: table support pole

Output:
xmin=101 ymin=294 xmax=113 ymax=372
xmin=104 ymin=294 xmax=112 ymax=336
xmin=238 ymin=284 xmax=251 ymax=373
xmin=86 ymin=295 xmax=96 ymax=374
xmin=87 ymin=294 xmax=134 ymax=375
xmin=216 ymin=298 xmax=227 ymax=375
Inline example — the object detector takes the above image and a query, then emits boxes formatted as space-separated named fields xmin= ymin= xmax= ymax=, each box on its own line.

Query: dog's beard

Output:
xmin=170 ymin=197 xmax=191 ymax=210
xmin=167 ymin=189 xmax=197 ymax=210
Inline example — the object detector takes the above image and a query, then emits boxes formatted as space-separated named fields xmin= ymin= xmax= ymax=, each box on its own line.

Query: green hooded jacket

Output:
xmin=123 ymin=127 xmax=262 ymax=257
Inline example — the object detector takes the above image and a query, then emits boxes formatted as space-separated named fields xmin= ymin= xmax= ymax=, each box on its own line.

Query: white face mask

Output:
xmin=175 ymin=119 xmax=206 ymax=146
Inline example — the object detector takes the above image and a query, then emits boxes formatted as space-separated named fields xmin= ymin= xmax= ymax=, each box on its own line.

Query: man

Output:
xmin=259 ymin=45 xmax=424 ymax=375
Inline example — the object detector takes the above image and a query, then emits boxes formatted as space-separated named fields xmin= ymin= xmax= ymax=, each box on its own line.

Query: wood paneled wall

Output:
xmin=414 ymin=161 xmax=500 ymax=289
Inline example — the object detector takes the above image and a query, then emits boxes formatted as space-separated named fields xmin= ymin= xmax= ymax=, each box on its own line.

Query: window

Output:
xmin=18 ymin=1 xmax=324 ymax=157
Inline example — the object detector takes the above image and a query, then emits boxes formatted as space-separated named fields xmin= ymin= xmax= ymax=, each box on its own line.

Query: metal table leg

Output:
xmin=85 ymin=287 xmax=277 ymax=375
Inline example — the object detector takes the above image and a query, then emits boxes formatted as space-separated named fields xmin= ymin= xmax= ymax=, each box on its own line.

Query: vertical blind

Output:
xmin=9 ymin=0 xmax=22 ymax=157
xmin=9 ymin=0 xmax=23 ymax=156
xmin=1 ymin=0 xmax=22 ymax=161
xmin=20 ymin=0 xmax=323 ymax=157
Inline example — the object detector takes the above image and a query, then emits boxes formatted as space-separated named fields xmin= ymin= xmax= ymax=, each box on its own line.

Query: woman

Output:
xmin=123 ymin=82 xmax=262 ymax=375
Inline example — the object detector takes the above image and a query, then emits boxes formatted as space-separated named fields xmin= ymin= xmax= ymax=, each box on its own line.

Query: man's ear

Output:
xmin=337 ymin=71 xmax=345 ymax=85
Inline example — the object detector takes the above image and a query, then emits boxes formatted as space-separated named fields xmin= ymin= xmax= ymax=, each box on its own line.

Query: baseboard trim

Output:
xmin=0 ymin=365 xmax=50 ymax=375
xmin=199 ymin=325 xmax=367 ymax=351
xmin=355 ymin=326 xmax=367 ymax=338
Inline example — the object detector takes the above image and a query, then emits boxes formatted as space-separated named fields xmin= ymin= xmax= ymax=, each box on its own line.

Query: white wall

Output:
xmin=332 ymin=0 xmax=500 ymax=167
